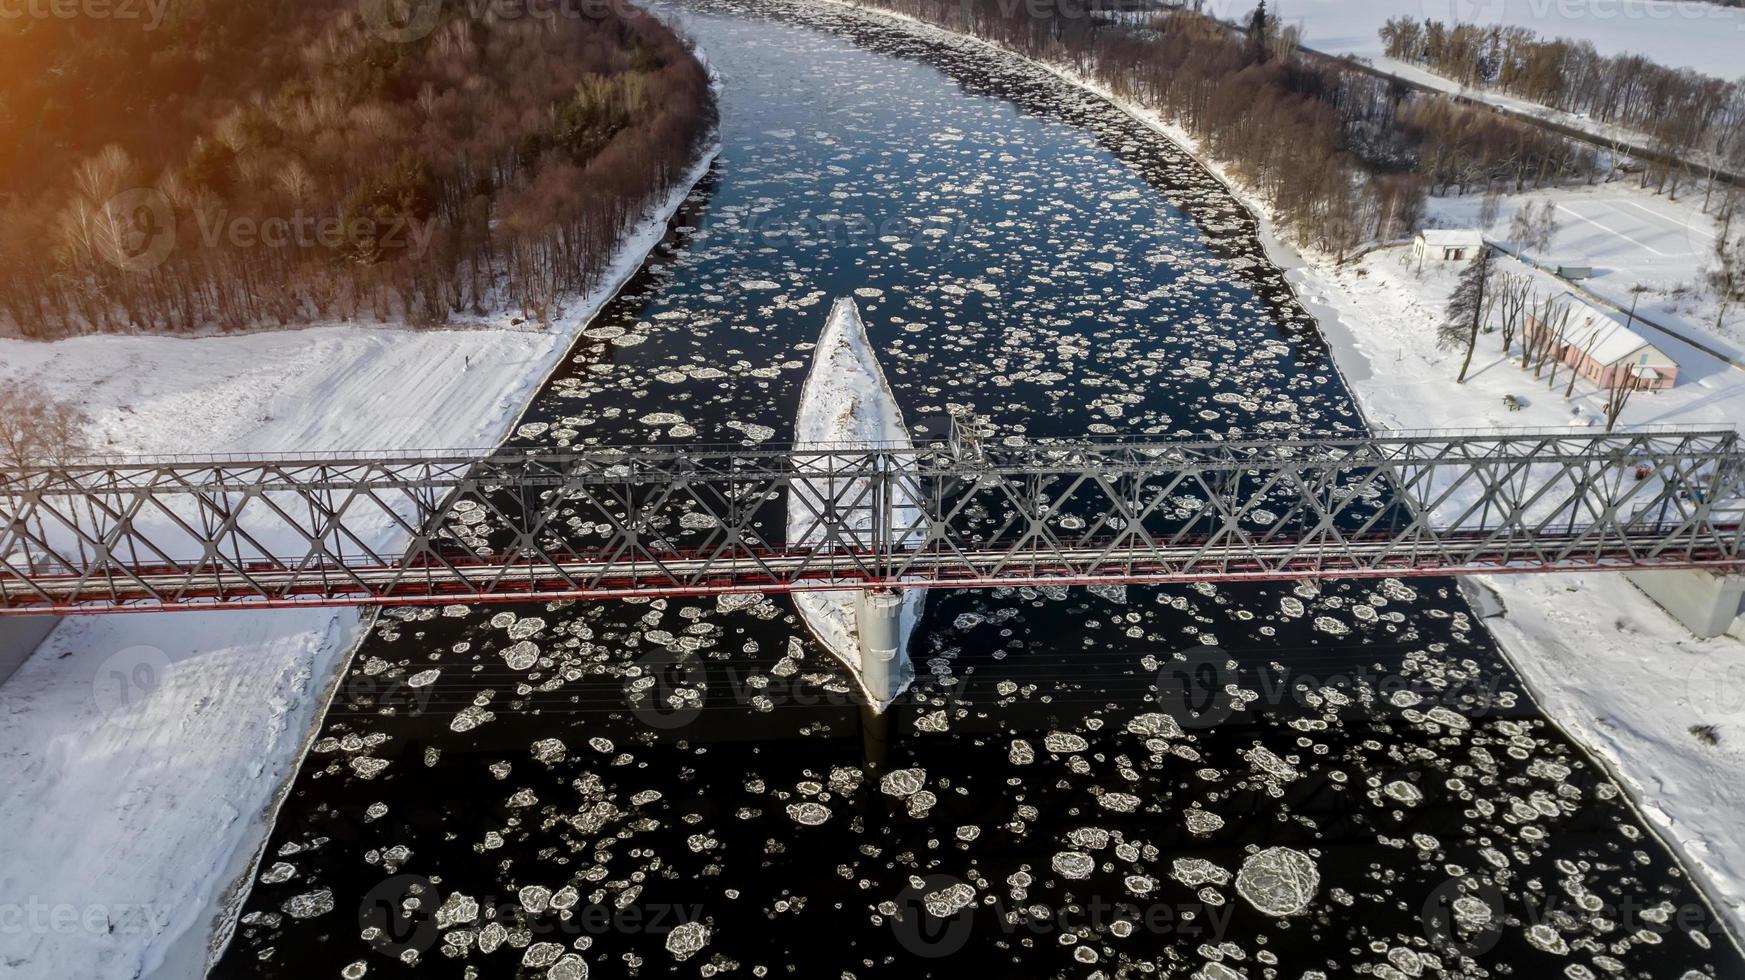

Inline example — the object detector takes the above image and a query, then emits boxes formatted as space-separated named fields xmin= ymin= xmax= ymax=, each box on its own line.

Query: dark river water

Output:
xmin=211 ymin=3 xmax=1743 ymax=978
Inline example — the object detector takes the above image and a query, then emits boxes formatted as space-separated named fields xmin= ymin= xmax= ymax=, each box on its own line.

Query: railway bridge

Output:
xmin=0 ymin=426 xmax=1740 ymax=616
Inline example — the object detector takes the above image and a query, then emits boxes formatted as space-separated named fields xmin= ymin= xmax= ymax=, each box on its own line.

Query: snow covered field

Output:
xmin=1267 ymin=0 xmax=1745 ymax=77
xmin=1307 ymin=241 xmax=1745 ymax=432
xmin=0 ymin=138 xmax=719 ymax=979
xmin=830 ymin=0 xmax=1745 ymax=944
xmin=1428 ymin=184 xmax=1745 ymax=353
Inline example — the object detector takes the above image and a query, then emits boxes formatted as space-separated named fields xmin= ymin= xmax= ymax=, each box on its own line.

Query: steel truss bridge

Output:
xmin=1 ymin=427 xmax=1742 ymax=615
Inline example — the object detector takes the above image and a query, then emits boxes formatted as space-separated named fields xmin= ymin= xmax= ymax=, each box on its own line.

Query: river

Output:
xmin=210 ymin=3 xmax=1743 ymax=978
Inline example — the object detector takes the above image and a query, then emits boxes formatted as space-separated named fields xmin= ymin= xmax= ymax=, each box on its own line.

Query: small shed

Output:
xmin=1413 ymin=229 xmax=1485 ymax=264
xmin=1523 ymin=298 xmax=1677 ymax=391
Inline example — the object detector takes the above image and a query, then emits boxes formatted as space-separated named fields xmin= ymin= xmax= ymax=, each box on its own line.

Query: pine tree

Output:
xmin=1247 ymin=1 xmax=1270 ymax=62
xmin=1439 ymin=247 xmax=1495 ymax=383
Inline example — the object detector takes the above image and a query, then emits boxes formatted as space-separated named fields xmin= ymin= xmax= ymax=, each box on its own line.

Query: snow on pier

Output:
xmin=787 ymin=297 xmax=923 ymax=710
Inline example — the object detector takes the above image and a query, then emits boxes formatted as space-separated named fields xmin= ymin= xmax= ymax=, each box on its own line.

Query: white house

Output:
xmin=1413 ymin=229 xmax=1485 ymax=265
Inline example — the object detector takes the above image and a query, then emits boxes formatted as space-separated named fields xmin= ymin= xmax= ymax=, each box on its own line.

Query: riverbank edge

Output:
xmin=814 ymin=0 xmax=1745 ymax=952
xmin=176 ymin=60 xmax=727 ymax=980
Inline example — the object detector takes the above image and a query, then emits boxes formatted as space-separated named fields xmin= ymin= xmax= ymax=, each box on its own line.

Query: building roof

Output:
xmin=1556 ymin=298 xmax=1664 ymax=366
xmin=1418 ymin=229 xmax=1485 ymax=248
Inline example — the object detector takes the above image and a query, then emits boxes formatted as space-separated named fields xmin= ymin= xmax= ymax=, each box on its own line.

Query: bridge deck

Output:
xmin=2 ymin=428 xmax=1741 ymax=614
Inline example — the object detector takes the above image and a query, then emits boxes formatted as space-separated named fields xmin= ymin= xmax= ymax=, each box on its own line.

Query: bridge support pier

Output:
xmin=855 ymin=589 xmax=909 ymax=707
xmin=1626 ymin=570 xmax=1745 ymax=639
xmin=0 ymin=616 xmax=59 ymax=686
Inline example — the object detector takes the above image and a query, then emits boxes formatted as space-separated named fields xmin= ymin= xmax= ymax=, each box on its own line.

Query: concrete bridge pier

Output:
xmin=0 ymin=617 xmax=60 ymax=686
xmin=1626 ymin=570 xmax=1745 ymax=639
xmin=855 ymin=589 xmax=910 ymax=707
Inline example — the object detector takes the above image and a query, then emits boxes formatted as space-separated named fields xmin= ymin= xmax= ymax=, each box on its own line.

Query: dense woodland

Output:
xmin=1378 ymin=16 xmax=1745 ymax=192
xmin=0 ymin=0 xmax=714 ymax=339
xmin=861 ymin=0 xmax=1600 ymax=258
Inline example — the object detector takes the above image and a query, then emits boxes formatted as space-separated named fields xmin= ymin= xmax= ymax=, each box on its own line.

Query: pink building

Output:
xmin=1523 ymin=300 xmax=1677 ymax=391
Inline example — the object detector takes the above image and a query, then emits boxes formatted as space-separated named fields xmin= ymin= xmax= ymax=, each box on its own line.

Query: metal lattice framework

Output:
xmin=2 ymin=427 xmax=1741 ymax=615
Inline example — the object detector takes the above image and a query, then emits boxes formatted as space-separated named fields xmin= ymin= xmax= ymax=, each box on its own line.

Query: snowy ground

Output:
xmin=0 ymin=139 xmax=719 ymax=979
xmin=1264 ymin=0 xmax=1745 ymax=77
xmin=1309 ymin=243 xmax=1745 ymax=432
xmin=830 ymin=0 xmax=1745 ymax=943
xmin=1428 ymin=182 xmax=1745 ymax=353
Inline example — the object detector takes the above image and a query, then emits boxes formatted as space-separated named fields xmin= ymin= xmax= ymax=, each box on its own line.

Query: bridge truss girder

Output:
xmin=0 ymin=428 xmax=1740 ymax=614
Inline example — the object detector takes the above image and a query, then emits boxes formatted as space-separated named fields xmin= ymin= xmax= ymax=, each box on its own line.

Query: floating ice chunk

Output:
xmin=1525 ymin=923 xmax=1569 ymax=955
xmin=665 ymin=920 xmax=710 ymax=961
xmin=259 ymin=862 xmax=296 ymax=884
xmin=502 ymin=641 xmax=539 ymax=670
xmin=1044 ymin=731 xmax=1089 ymax=753
xmin=520 ymin=885 xmax=552 ymax=913
xmin=281 ymin=888 xmax=333 ymax=919
xmin=1052 ymin=851 xmax=1095 ymax=880
xmin=1172 ymin=858 xmax=1230 ymax=888
xmin=508 ymin=617 xmax=546 ymax=640
xmin=1184 ymin=809 xmax=1224 ymax=835
xmin=549 ymin=954 xmax=587 ymax=980
xmin=435 ymin=892 xmax=479 ymax=929
xmin=1127 ymin=713 xmax=1183 ymax=739
xmin=349 ymin=757 xmax=389 ymax=779
xmin=924 ymin=882 xmax=976 ymax=917
xmin=522 ymin=942 xmax=564 ymax=968
xmin=1235 ymin=847 xmax=1319 ymax=916
xmin=880 ymin=767 xmax=927 ymax=798
xmin=1383 ymin=780 xmax=1423 ymax=805
xmin=1099 ymin=792 xmax=1141 ymax=813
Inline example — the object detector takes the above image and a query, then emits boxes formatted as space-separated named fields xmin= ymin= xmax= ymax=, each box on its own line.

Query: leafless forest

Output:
xmin=860 ymin=0 xmax=1622 ymax=258
xmin=0 ymin=0 xmax=715 ymax=339
xmin=1379 ymin=16 xmax=1745 ymax=195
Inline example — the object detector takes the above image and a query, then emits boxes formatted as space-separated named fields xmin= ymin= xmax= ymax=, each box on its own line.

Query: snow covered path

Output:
xmin=0 ymin=136 xmax=719 ymax=979
xmin=1274 ymin=0 xmax=1745 ymax=78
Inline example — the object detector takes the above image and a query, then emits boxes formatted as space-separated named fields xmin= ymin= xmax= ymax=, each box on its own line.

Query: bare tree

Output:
xmin=1604 ymin=373 xmax=1643 ymax=432
xmin=1528 ymin=295 xmax=1572 ymax=380
xmin=1439 ymin=247 xmax=1496 ymax=383
xmin=1708 ymin=210 xmax=1745 ymax=331
xmin=0 ymin=381 xmax=92 ymax=573
xmin=1496 ymin=273 xmax=1532 ymax=354
xmin=1478 ymin=188 xmax=1504 ymax=231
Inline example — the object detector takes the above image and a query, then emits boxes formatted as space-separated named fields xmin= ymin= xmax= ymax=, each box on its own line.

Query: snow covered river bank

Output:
xmin=209 ymin=2 xmax=1744 ymax=978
